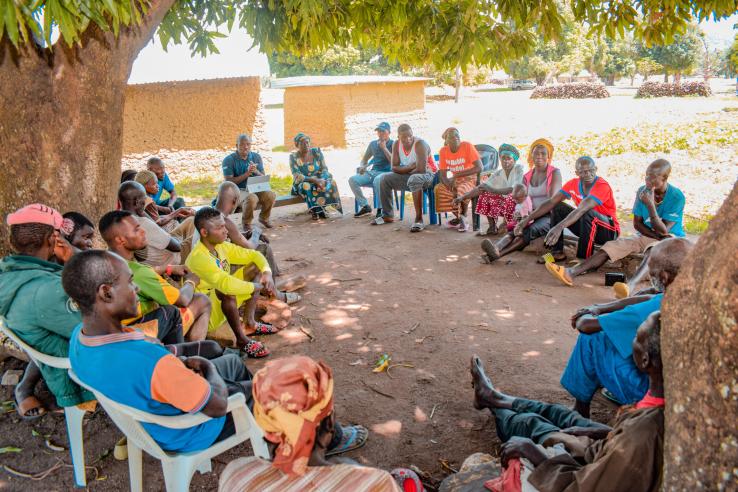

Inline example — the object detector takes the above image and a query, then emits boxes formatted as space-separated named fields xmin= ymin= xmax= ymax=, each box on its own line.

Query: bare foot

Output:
xmin=470 ymin=355 xmax=514 ymax=410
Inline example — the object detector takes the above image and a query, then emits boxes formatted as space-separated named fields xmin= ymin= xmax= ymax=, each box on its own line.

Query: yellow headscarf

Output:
xmin=252 ymin=356 xmax=334 ymax=477
xmin=527 ymin=138 xmax=554 ymax=168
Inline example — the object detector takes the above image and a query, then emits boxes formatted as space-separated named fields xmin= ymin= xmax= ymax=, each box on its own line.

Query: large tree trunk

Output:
xmin=661 ymin=183 xmax=737 ymax=490
xmin=0 ymin=1 xmax=175 ymax=255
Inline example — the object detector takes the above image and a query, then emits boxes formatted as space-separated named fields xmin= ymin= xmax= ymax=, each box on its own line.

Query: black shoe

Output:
xmin=354 ymin=205 xmax=372 ymax=218
xmin=317 ymin=208 xmax=327 ymax=219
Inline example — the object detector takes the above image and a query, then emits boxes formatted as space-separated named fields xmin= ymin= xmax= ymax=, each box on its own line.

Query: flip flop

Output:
xmin=114 ymin=437 xmax=128 ymax=461
xmin=247 ymin=321 xmax=278 ymax=336
xmin=391 ymin=468 xmax=426 ymax=492
xmin=410 ymin=222 xmax=425 ymax=233
xmin=15 ymin=395 xmax=46 ymax=420
xmin=613 ymin=282 xmax=630 ymax=299
xmin=545 ymin=262 xmax=573 ymax=286
xmin=325 ymin=424 xmax=368 ymax=457
xmin=242 ymin=340 xmax=270 ymax=358
xmin=283 ymin=292 xmax=302 ymax=305
xmin=457 ymin=221 xmax=470 ymax=233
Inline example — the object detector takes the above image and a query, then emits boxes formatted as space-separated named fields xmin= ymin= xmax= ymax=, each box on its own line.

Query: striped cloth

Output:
xmin=218 ymin=457 xmax=401 ymax=492
xmin=434 ymin=177 xmax=477 ymax=213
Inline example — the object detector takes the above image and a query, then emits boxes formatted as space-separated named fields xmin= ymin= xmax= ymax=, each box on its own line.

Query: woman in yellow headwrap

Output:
xmin=480 ymin=138 xmax=562 ymax=263
xmin=218 ymin=356 xmax=406 ymax=491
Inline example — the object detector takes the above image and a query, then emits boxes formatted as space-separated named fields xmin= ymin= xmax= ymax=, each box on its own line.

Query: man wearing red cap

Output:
xmin=0 ymin=204 xmax=95 ymax=418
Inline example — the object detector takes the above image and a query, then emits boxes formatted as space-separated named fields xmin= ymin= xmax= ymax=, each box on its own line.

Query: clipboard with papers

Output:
xmin=246 ymin=175 xmax=272 ymax=193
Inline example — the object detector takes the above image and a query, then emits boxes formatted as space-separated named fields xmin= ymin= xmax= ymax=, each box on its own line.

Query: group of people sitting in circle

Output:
xmin=0 ymin=119 xmax=689 ymax=490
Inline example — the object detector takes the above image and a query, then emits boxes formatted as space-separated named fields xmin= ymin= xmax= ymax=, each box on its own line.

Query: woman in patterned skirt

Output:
xmin=289 ymin=133 xmax=343 ymax=219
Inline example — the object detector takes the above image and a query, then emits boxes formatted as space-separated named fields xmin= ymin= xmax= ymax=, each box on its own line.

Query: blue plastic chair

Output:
xmin=399 ymin=172 xmax=439 ymax=225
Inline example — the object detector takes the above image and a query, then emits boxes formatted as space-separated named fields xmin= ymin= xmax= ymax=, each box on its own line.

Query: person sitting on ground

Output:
xmin=134 ymin=169 xmax=192 ymax=228
xmin=185 ymin=207 xmax=277 ymax=358
xmin=289 ymin=133 xmax=344 ymax=220
xmin=372 ymin=123 xmax=438 ymax=232
xmin=434 ymin=128 xmax=483 ymax=233
xmin=481 ymin=139 xmax=562 ymax=262
xmin=222 ymin=134 xmax=277 ymax=230
xmin=62 ymin=211 xmax=95 ymax=251
xmin=0 ymin=204 xmax=95 ymax=419
xmin=219 ymin=356 xmax=399 ymax=492
xmin=546 ymin=159 xmax=685 ymax=290
xmin=99 ymin=210 xmax=213 ymax=342
xmin=147 ymin=156 xmax=185 ymax=210
xmin=121 ymin=169 xmax=138 ymax=183
xmin=458 ymin=143 xmax=525 ymax=236
xmin=119 ymin=181 xmax=194 ymax=268
xmin=64 ymin=250 xmax=255 ymax=453
xmin=470 ymin=310 xmax=665 ymax=492
xmin=349 ymin=122 xmax=395 ymax=218
xmin=560 ymin=237 xmax=690 ymax=418
xmin=492 ymin=155 xmax=618 ymax=266
xmin=479 ymin=185 xmax=534 ymax=259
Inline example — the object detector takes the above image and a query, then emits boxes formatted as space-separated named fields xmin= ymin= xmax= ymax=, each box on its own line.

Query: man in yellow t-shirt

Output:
xmin=186 ymin=207 xmax=276 ymax=358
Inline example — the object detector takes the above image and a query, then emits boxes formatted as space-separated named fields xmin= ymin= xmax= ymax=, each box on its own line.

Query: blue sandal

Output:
xmin=325 ymin=425 xmax=368 ymax=457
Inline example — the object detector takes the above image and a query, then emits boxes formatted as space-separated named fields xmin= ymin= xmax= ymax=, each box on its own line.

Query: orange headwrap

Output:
xmin=527 ymin=138 xmax=554 ymax=168
xmin=252 ymin=356 xmax=334 ymax=477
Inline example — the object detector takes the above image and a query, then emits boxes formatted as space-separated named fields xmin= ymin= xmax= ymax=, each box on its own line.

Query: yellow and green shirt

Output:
xmin=128 ymin=260 xmax=181 ymax=319
xmin=185 ymin=241 xmax=270 ymax=298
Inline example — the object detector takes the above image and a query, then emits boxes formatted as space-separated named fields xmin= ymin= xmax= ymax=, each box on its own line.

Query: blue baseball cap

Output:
xmin=375 ymin=122 xmax=390 ymax=132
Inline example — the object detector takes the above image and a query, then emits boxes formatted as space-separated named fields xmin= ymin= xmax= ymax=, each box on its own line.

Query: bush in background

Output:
xmin=636 ymin=81 xmax=712 ymax=98
xmin=530 ymin=82 xmax=610 ymax=99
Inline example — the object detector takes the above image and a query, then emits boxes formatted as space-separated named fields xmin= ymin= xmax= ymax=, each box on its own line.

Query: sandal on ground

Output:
xmin=447 ymin=217 xmax=460 ymax=226
xmin=283 ymin=291 xmax=302 ymax=305
xmin=15 ymin=395 xmax=46 ymax=420
xmin=325 ymin=425 xmax=369 ymax=457
xmin=114 ymin=437 xmax=128 ymax=461
xmin=537 ymin=252 xmax=566 ymax=264
xmin=391 ymin=468 xmax=426 ymax=492
xmin=410 ymin=222 xmax=425 ymax=233
xmin=481 ymin=239 xmax=500 ymax=262
xmin=246 ymin=321 xmax=278 ymax=336
xmin=242 ymin=340 xmax=270 ymax=358
xmin=457 ymin=221 xmax=470 ymax=233
xmin=545 ymin=262 xmax=573 ymax=286
xmin=613 ymin=282 xmax=630 ymax=299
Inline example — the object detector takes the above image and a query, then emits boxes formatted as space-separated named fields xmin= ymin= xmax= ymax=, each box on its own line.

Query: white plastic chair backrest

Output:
xmin=68 ymin=369 xmax=173 ymax=460
xmin=0 ymin=316 xmax=71 ymax=369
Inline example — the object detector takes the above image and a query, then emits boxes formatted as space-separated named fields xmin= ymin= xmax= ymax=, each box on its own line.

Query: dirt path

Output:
xmin=0 ymin=202 xmax=620 ymax=490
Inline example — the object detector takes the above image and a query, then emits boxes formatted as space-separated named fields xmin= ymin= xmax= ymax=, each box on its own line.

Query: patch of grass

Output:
xmin=177 ymin=176 xmax=295 ymax=207
xmin=264 ymin=103 xmax=284 ymax=109
xmin=723 ymin=107 xmax=738 ymax=113
xmin=474 ymin=87 xmax=512 ymax=93
xmin=560 ymin=118 xmax=738 ymax=158
xmin=616 ymin=210 xmax=711 ymax=236
xmin=271 ymin=145 xmax=289 ymax=152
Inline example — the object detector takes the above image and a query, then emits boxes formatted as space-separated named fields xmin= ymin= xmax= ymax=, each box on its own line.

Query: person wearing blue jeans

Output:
xmin=349 ymin=122 xmax=394 ymax=218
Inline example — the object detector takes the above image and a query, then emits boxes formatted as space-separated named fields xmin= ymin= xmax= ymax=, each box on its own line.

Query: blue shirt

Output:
xmin=153 ymin=173 xmax=175 ymax=206
xmin=69 ymin=324 xmax=225 ymax=453
xmin=222 ymin=152 xmax=266 ymax=190
xmin=365 ymin=139 xmax=394 ymax=173
xmin=632 ymin=184 xmax=685 ymax=237
xmin=599 ymin=294 xmax=663 ymax=359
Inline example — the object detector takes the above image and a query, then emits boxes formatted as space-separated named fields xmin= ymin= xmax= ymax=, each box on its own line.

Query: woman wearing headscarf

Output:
xmin=289 ymin=133 xmax=343 ymax=220
xmin=480 ymin=138 xmax=562 ymax=262
xmin=219 ymin=356 xmax=417 ymax=492
xmin=454 ymin=143 xmax=525 ymax=236
xmin=434 ymin=127 xmax=483 ymax=232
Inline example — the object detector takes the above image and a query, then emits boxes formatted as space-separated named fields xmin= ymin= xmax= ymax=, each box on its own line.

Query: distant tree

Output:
xmin=726 ymin=34 xmax=738 ymax=76
xmin=645 ymin=26 xmax=703 ymax=83
xmin=636 ymin=56 xmax=665 ymax=82
xmin=595 ymin=38 xmax=637 ymax=85
xmin=268 ymin=46 xmax=395 ymax=77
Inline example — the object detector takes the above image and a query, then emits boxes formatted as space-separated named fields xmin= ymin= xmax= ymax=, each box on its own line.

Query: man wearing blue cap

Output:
xmin=348 ymin=122 xmax=394 ymax=217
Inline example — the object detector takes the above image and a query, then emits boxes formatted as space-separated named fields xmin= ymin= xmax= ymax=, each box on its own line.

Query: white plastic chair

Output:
xmin=69 ymin=369 xmax=269 ymax=492
xmin=0 ymin=318 xmax=87 ymax=487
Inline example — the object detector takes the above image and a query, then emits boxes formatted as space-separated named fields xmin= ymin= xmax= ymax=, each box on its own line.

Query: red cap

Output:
xmin=6 ymin=204 xmax=74 ymax=235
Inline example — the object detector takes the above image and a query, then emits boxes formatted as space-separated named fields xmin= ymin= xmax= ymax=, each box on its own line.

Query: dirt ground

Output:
xmin=0 ymin=201 xmax=624 ymax=491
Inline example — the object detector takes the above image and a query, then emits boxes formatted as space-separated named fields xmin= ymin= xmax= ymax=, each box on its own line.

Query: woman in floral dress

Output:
xmin=289 ymin=133 xmax=343 ymax=219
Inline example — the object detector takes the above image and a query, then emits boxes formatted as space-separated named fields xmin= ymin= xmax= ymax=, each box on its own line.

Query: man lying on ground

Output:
xmin=62 ymin=212 xmax=95 ymax=251
xmin=147 ymin=156 xmax=185 ymax=210
xmin=64 ymin=250 xmax=253 ymax=454
xmin=470 ymin=311 xmax=664 ymax=492
xmin=219 ymin=356 xmax=400 ymax=492
xmin=99 ymin=210 xmax=212 ymax=342
xmin=546 ymin=159 xmax=684 ymax=289
xmin=185 ymin=207 xmax=278 ymax=358
xmin=560 ymin=237 xmax=692 ymax=417
xmin=0 ymin=204 xmax=96 ymax=419
xmin=372 ymin=123 xmax=438 ymax=232
xmin=118 ymin=181 xmax=195 ymax=267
